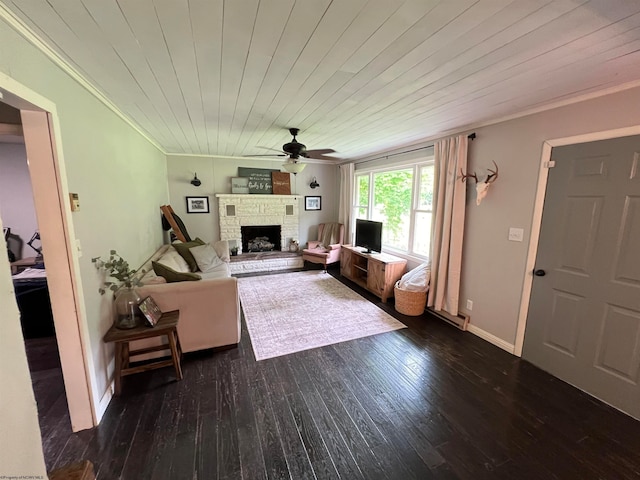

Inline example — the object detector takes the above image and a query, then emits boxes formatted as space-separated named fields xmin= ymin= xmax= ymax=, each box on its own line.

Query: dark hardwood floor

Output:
xmin=39 ymin=270 xmax=640 ymax=479
xmin=25 ymin=336 xmax=71 ymax=472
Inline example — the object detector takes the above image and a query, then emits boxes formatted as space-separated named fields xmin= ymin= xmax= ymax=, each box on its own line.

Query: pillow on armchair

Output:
xmin=302 ymin=223 xmax=344 ymax=271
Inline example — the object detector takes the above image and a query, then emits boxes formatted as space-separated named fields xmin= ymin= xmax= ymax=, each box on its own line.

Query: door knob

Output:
xmin=534 ymin=269 xmax=546 ymax=276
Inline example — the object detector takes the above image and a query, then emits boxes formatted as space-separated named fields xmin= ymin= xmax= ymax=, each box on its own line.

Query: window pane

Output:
xmin=418 ymin=165 xmax=434 ymax=209
xmin=356 ymin=175 xmax=369 ymax=206
xmin=355 ymin=207 xmax=367 ymax=218
xmin=373 ymin=169 xmax=412 ymax=250
xmin=413 ymin=212 xmax=432 ymax=257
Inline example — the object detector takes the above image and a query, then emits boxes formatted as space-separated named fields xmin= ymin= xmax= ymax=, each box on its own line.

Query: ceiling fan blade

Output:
xmin=303 ymin=149 xmax=340 ymax=161
xmin=255 ymin=146 xmax=286 ymax=153
xmin=242 ymin=154 xmax=287 ymax=157
xmin=306 ymin=149 xmax=336 ymax=156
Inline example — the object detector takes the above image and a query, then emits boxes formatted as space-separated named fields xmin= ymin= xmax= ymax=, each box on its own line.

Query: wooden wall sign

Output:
xmin=238 ymin=167 xmax=279 ymax=194
xmin=271 ymin=172 xmax=291 ymax=195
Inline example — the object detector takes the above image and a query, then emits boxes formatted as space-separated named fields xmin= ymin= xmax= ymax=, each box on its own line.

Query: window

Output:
xmin=354 ymin=160 xmax=434 ymax=258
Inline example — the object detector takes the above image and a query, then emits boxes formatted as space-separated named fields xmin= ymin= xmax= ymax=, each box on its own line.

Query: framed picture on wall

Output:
xmin=186 ymin=196 xmax=209 ymax=213
xmin=305 ymin=196 xmax=321 ymax=211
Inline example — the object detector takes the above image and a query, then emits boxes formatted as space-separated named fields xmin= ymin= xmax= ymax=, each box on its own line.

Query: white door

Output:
xmin=523 ymin=135 xmax=640 ymax=419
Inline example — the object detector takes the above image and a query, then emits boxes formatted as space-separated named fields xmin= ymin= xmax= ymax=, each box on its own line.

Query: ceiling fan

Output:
xmin=246 ymin=128 xmax=336 ymax=174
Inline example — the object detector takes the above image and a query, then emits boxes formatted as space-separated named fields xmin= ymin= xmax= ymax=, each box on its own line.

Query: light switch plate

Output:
xmin=508 ymin=227 xmax=524 ymax=242
xmin=69 ymin=193 xmax=80 ymax=211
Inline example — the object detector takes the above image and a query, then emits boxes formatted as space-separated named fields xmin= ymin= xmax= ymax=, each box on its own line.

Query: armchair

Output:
xmin=302 ymin=223 xmax=344 ymax=271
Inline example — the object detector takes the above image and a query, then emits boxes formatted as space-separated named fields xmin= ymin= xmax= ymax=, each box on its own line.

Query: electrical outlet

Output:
xmin=466 ymin=299 xmax=473 ymax=311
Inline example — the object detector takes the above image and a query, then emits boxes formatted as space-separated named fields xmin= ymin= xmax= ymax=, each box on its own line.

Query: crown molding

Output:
xmin=0 ymin=2 xmax=165 ymax=155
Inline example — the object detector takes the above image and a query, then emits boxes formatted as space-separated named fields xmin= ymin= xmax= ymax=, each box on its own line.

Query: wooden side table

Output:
xmin=103 ymin=310 xmax=183 ymax=395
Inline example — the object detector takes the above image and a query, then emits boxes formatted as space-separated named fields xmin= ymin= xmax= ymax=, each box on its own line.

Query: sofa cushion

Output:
xmin=173 ymin=238 xmax=206 ymax=272
xmin=212 ymin=240 xmax=230 ymax=263
xmin=152 ymin=261 xmax=201 ymax=283
xmin=199 ymin=261 xmax=231 ymax=280
xmin=190 ymin=243 xmax=224 ymax=273
xmin=140 ymin=269 xmax=167 ymax=285
xmin=157 ymin=248 xmax=191 ymax=273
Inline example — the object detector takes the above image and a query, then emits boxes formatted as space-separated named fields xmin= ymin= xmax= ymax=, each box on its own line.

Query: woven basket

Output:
xmin=394 ymin=282 xmax=427 ymax=316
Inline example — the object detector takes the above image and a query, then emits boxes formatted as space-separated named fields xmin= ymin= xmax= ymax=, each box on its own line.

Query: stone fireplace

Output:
xmin=215 ymin=194 xmax=300 ymax=253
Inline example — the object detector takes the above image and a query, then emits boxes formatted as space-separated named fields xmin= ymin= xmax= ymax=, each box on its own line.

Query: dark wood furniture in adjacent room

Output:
xmin=103 ymin=309 xmax=183 ymax=395
xmin=10 ymin=255 xmax=43 ymax=274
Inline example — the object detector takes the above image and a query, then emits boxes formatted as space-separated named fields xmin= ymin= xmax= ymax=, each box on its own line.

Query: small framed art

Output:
xmin=305 ymin=196 xmax=321 ymax=211
xmin=139 ymin=296 xmax=163 ymax=326
xmin=186 ymin=196 xmax=209 ymax=213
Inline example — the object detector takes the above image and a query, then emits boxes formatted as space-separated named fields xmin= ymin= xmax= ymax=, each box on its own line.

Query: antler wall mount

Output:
xmin=460 ymin=161 xmax=499 ymax=205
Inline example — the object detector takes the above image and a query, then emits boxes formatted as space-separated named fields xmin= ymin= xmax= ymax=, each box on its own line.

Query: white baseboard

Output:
xmin=467 ymin=324 xmax=515 ymax=354
xmin=95 ymin=381 xmax=114 ymax=424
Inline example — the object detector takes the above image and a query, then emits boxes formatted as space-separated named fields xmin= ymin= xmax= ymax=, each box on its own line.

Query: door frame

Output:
xmin=514 ymin=125 xmax=640 ymax=357
xmin=0 ymin=73 xmax=96 ymax=430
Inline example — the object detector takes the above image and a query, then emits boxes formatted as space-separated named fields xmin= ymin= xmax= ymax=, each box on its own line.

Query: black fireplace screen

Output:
xmin=241 ymin=225 xmax=281 ymax=252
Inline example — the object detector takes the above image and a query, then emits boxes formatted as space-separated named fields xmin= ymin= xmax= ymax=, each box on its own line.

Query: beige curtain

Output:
xmin=338 ymin=163 xmax=354 ymax=243
xmin=428 ymin=135 xmax=468 ymax=315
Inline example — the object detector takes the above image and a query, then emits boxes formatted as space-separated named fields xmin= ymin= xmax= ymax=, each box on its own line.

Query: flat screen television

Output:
xmin=355 ymin=219 xmax=383 ymax=253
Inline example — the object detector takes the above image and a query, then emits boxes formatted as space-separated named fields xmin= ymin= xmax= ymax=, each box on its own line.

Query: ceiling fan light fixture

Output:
xmin=282 ymin=161 xmax=306 ymax=174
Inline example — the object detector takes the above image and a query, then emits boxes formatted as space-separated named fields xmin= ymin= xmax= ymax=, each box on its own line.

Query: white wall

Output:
xmin=357 ymin=86 xmax=640 ymax=351
xmin=0 ymin=143 xmax=37 ymax=259
xmin=0 ymin=216 xmax=47 ymax=477
xmin=0 ymin=13 xmax=169 ymax=435
xmin=166 ymin=155 xmax=339 ymax=246
xmin=460 ymin=86 xmax=640 ymax=348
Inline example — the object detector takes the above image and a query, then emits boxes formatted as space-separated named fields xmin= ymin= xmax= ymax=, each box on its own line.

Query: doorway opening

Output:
xmin=0 ymin=106 xmax=71 ymax=468
xmin=0 ymin=78 xmax=94 ymax=438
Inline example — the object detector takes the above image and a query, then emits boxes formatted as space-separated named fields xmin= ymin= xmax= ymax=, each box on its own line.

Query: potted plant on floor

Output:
xmin=230 ymin=246 xmax=239 ymax=256
xmin=92 ymin=250 xmax=146 ymax=329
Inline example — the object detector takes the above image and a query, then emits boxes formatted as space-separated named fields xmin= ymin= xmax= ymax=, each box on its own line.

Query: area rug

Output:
xmin=238 ymin=271 xmax=406 ymax=360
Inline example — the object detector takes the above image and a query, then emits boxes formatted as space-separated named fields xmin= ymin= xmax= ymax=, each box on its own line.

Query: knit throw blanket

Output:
xmin=319 ymin=223 xmax=341 ymax=248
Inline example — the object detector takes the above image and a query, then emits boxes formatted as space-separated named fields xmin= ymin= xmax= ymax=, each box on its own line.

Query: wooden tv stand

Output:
xmin=340 ymin=246 xmax=407 ymax=303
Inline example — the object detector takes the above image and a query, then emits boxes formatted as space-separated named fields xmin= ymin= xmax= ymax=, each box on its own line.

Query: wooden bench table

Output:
xmin=103 ymin=310 xmax=183 ymax=395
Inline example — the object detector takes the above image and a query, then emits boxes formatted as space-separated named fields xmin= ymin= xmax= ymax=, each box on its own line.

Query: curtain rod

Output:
xmin=352 ymin=132 xmax=476 ymax=166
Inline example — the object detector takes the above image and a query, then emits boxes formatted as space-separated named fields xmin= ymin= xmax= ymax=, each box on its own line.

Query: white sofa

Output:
xmin=134 ymin=241 xmax=240 ymax=353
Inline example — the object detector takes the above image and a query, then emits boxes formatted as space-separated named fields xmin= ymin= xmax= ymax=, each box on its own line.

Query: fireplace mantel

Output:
xmin=215 ymin=194 xmax=301 ymax=200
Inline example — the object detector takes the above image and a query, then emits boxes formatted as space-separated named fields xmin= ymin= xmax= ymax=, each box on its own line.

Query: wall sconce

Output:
xmin=190 ymin=173 xmax=201 ymax=187
xmin=309 ymin=177 xmax=320 ymax=189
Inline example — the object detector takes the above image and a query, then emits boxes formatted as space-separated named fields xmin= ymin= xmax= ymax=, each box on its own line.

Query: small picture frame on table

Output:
xmin=139 ymin=296 xmax=163 ymax=326
xmin=305 ymin=196 xmax=321 ymax=211
xmin=186 ymin=196 xmax=209 ymax=213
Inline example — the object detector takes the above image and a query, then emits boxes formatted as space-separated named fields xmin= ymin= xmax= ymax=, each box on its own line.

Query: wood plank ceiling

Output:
xmin=3 ymin=0 xmax=640 ymax=161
